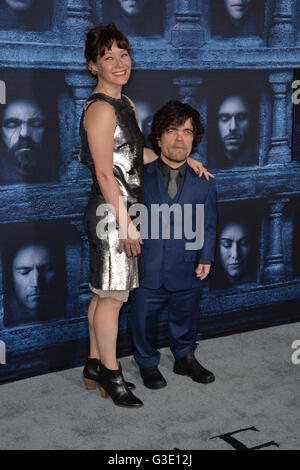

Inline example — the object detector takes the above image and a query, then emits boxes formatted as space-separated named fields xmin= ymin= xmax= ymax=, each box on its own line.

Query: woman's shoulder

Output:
xmin=85 ymin=92 xmax=114 ymax=108
xmin=84 ymin=95 xmax=116 ymax=114
xmin=84 ymin=98 xmax=116 ymax=132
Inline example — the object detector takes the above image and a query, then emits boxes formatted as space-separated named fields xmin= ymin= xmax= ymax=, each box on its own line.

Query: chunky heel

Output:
xmin=83 ymin=377 xmax=97 ymax=390
xmin=99 ymin=385 xmax=109 ymax=398
xmin=82 ymin=356 xmax=100 ymax=390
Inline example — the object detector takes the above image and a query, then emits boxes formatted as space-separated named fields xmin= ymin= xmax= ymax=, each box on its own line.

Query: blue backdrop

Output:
xmin=0 ymin=0 xmax=299 ymax=383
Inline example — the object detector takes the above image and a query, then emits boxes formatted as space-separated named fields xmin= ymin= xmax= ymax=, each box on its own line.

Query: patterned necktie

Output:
xmin=168 ymin=169 xmax=179 ymax=198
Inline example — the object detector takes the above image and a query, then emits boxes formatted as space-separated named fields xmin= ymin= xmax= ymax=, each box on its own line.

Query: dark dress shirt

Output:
xmin=157 ymin=158 xmax=211 ymax=266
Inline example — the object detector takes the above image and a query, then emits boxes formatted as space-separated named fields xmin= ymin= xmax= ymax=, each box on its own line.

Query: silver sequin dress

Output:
xmin=79 ymin=92 xmax=144 ymax=291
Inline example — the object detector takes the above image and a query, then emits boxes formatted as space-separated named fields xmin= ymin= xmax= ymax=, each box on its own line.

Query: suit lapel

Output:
xmin=144 ymin=161 xmax=166 ymax=205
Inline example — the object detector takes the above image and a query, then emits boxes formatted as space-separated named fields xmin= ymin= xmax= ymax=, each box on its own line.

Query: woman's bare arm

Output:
xmin=143 ymin=147 xmax=158 ymax=164
xmin=85 ymin=100 xmax=142 ymax=257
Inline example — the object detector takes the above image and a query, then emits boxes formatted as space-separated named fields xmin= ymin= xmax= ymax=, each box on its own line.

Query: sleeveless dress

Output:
xmin=79 ymin=92 xmax=145 ymax=292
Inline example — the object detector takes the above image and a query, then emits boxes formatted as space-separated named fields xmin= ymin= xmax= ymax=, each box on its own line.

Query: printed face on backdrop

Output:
xmin=12 ymin=243 xmax=57 ymax=315
xmin=118 ymin=0 xmax=149 ymax=16
xmin=210 ymin=0 xmax=262 ymax=39
xmin=217 ymin=94 xmax=250 ymax=161
xmin=103 ymin=0 xmax=162 ymax=36
xmin=1 ymin=99 xmax=46 ymax=179
xmin=224 ymin=0 xmax=251 ymax=24
xmin=4 ymin=0 xmax=33 ymax=11
xmin=158 ymin=118 xmax=194 ymax=165
xmin=0 ymin=0 xmax=53 ymax=31
xmin=135 ymin=99 xmax=155 ymax=141
xmin=219 ymin=222 xmax=251 ymax=281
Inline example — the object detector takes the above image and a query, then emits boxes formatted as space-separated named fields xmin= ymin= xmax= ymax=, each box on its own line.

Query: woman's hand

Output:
xmin=187 ymin=157 xmax=214 ymax=181
xmin=119 ymin=221 xmax=144 ymax=257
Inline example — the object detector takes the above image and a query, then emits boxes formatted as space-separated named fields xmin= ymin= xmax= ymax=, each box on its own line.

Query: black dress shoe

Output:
xmin=140 ymin=366 xmax=167 ymax=389
xmin=83 ymin=357 xmax=135 ymax=391
xmin=174 ymin=350 xmax=215 ymax=384
xmin=98 ymin=364 xmax=143 ymax=408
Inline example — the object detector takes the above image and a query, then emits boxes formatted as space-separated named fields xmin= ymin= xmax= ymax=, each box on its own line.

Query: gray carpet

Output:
xmin=0 ymin=322 xmax=299 ymax=450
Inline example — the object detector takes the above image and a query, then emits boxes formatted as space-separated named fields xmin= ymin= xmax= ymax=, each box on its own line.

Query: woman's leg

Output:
xmin=93 ymin=297 xmax=123 ymax=370
xmin=87 ymin=294 xmax=101 ymax=359
xmin=89 ymin=295 xmax=143 ymax=407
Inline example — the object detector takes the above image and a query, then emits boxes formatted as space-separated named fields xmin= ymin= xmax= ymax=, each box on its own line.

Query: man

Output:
xmin=294 ymin=199 xmax=300 ymax=277
xmin=134 ymin=98 xmax=155 ymax=146
xmin=3 ymin=235 xmax=66 ymax=326
xmin=12 ymin=243 xmax=56 ymax=315
xmin=3 ymin=0 xmax=33 ymax=12
xmin=224 ymin=0 xmax=251 ymax=26
xmin=211 ymin=0 xmax=263 ymax=38
xmin=131 ymin=101 xmax=217 ymax=389
xmin=118 ymin=0 xmax=148 ymax=16
xmin=104 ymin=0 xmax=162 ymax=36
xmin=0 ymin=0 xmax=52 ymax=30
xmin=210 ymin=93 xmax=255 ymax=168
xmin=0 ymin=97 xmax=54 ymax=183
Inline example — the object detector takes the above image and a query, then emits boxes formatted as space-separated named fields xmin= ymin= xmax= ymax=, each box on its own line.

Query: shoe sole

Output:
xmin=173 ymin=368 xmax=215 ymax=384
xmin=112 ymin=401 xmax=143 ymax=408
xmin=142 ymin=381 xmax=167 ymax=390
xmin=99 ymin=385 xmax=143 ymax=408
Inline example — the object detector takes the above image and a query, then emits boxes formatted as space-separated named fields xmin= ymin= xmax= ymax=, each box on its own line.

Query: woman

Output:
xmin=211 ymin=215 xmax=256 ymax=289
xmin=219 ymin=221 xmax=252 ymax=284
xmin=79 ymin=24 xmax=212 ymax=408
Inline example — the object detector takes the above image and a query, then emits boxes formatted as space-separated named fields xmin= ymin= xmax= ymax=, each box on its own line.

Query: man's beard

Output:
xmin=7 ymin=137 xmax=42 ymax=177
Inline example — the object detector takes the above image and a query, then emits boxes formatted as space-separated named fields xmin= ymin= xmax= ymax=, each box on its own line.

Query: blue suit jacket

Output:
xmin=140 ymin=160 xmax=217 ymax=291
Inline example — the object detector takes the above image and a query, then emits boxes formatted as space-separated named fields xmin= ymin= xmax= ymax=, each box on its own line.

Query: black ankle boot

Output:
xmin=98 ymin=364 xmax=143 ymax=408
xmin=174 ymin=350 xmax=215 ymax=384
xmin=83 ymin=357 xmax=135 ymax=391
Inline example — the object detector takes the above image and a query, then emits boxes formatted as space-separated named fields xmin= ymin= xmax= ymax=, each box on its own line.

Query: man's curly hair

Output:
xmin=150 ymin=101 xmax=204 ymax=155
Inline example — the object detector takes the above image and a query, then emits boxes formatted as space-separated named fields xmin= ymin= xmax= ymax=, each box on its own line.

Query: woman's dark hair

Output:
xmin=85 ymin=23 xmax=130 ymax=63
xmin=150 ymin=101 xmax=204 ymax=155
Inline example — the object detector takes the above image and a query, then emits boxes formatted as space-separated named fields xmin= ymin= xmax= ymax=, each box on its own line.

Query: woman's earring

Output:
xmin=89 ymin=67 xmax=97 ymax=76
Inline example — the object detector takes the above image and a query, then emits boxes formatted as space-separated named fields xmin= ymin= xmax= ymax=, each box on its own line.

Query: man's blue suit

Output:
xmin=131 ymin=159 xmax=217 ymax=368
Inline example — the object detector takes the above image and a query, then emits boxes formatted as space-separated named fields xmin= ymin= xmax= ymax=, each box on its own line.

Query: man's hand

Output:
xmin=195 ymin=263 xmax=211 ymax=281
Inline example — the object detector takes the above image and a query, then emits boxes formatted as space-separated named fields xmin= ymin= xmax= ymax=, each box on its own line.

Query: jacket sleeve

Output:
xmin=197 ymin=179 xmax=217 ymax=263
